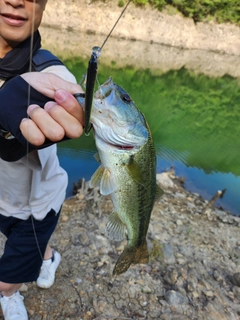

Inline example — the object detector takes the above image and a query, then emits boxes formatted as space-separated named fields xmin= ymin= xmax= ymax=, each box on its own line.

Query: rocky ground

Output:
xmin=1 ymin=173 xmax=240 ymax=319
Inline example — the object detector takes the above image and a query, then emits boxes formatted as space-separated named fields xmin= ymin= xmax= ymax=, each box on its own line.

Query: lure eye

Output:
xmin=122 ymin=93 xmax=132 ymax=103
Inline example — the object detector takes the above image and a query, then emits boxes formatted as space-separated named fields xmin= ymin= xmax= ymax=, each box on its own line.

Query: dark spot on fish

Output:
xmin=121 ymin=93 xmax=132 ymax=103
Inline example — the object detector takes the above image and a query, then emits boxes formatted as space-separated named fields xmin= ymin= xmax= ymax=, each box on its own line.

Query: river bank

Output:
xmin=39 ymin=0 xmax=240 ymax=78
xmin=41 ymin=0 xmax=240 ymax=56
xmin=1 ymin=173 xmax=239 ymax=319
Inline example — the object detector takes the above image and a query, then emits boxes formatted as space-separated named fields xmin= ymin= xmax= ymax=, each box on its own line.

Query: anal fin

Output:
xmin=106 ymin=211 xmax=125 ymax=241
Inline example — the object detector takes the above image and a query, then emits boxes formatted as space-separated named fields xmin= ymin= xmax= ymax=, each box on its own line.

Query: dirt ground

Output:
xmin=1 ymin=175 xmax=240 ymax=319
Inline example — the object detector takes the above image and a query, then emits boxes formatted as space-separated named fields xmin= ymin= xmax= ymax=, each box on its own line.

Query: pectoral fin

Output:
xmin=126 ymin=156 xmax=145 ymax=186
xmin=106 ymin=211 xmax=126 ymax=241
xmin=90 ymin=166 xmax=117 ymax=195
xmin=90 ymin=165 xmax=104 ymax=188
xmin=100 ymin=168 xmax=117 ymax=195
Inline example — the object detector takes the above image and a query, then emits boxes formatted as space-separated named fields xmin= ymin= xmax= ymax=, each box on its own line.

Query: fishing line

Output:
xmin=100 ymin=0 xmax=132 ymax=50
xmin=27 ymin=0 xmax=44 ymax=262
xmin=27 ymin=0 xmax=133 ymax=262
xmin=78 ymin=0 xmax=133 ymax=134
xmin=93 ymin=0 xmax=133 ymax=111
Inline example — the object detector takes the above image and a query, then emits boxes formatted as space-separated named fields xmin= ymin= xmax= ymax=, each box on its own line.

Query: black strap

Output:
xmin=32 ymin=49 xmax=63 ymax=71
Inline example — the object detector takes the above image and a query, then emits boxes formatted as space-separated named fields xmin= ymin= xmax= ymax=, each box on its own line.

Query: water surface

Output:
xmin=54 ymin=45 xmax=240 ymax=216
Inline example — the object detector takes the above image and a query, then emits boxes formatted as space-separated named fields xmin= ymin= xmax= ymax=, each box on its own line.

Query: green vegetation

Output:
xmin=118 ymin=0 xmax=125 ymax=7
xmin=94 ymin=0 xmax=240 ymax=25
xmin=126 ymin=0 xmax=240 ymax=25
xmin=60 ymin=55 xmax=240 ymax=177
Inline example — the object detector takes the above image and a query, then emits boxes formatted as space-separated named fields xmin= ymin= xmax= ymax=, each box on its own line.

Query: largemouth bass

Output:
xmin=81 ymin=77 xmax=163 ymax=275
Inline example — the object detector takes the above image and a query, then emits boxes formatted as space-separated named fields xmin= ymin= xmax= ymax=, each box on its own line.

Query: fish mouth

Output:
xmin=112 ymin=144 xmax=134 ymax=150
xmin=93 ymin=129 xmax=135 ymax=151
xmin=95 ymin=77 xmax=114 ymax=100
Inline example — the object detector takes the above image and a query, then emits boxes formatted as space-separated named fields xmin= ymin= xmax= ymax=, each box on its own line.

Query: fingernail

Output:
xmin=45 ymin=101 xmax=57 ymax=111
xmin=27 ymin=104 xmax=38 ymax=115
xmin=21 ymin=118 xmax=28 ymax=122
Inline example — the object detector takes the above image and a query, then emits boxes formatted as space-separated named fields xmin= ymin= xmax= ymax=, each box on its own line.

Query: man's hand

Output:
xmin=20 ymin=73 xmax=84 ymax=145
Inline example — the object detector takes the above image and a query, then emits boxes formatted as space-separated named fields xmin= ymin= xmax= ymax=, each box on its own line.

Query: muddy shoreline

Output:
xmin=1 ymin=173 xmax=239 ymax=319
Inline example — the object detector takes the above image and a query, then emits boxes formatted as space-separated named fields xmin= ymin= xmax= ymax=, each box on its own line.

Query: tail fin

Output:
xmin=113 ymin=241 xmax=149 ymax=276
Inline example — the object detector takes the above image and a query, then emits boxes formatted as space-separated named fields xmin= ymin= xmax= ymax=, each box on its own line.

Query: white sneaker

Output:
xmin=0 ymin=291 xmax=28 ymax=320
xmin=36 ymin=249 xmax=61 ymax=289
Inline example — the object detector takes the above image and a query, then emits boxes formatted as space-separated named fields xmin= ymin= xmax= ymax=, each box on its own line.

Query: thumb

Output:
xmin=54 ymin=89 xmax=84 ymax=123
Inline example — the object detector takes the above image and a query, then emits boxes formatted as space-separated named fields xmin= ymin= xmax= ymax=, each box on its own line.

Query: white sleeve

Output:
xmin=40 ymin=65 xmax=77 ymax=84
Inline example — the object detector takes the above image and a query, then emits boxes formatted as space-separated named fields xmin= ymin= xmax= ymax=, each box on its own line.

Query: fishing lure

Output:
xmin=74 ymin=46 xmax=101 ymax=135
xmin=74 ymin=0 xmax=132 ymax=136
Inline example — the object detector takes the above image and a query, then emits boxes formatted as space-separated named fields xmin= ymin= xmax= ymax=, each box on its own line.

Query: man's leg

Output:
xmin=36 ymin=244 xmax=61 ymax=289
xmin=44 ymin=244 xmax=53 ymax=260
xmin=0 ymin=283 xmax=28 ymax=319
xmin=0 ymin=282 xmax=22 ymax=297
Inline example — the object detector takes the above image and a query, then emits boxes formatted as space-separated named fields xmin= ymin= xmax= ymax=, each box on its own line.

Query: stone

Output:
xmin=156 ymin=172 xmax=175 ymax=188
xmin=142 ymin=285 xmax=152 ymax=293
xmin=232 ymin=273 xmax=240 ymax=287
xmin=162 ymin=243 xmax=176 ymax=264
xmin=164 ymin=290 xmax=189 ymax=305
xmin=19 ymin=284 xmax=28 ymax=292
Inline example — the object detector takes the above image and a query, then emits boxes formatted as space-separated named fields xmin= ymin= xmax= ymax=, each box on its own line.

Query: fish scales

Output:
xmin=83 ymin=77 xmax=163 ymax=275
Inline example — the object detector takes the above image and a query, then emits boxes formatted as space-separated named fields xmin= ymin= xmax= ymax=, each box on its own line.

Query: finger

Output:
xmin=20 ymin=118 xmax=45 ymax=146
xmin=44 ymin=102 xmax=83 ymax=139
xmin=27 ymin=104 xmax=65 ymax=142
xmin=54 ymin=89 xmax=84 ymax=124
xmin=21 ymin=72 xmax=84 ymax=98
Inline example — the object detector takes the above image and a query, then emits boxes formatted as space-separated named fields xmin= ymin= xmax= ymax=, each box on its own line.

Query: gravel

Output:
xmin=1 ymin=172 xmax=239 ymax=319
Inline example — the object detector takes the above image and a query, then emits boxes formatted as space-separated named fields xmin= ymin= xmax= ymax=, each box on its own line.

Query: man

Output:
xmin=0 ymin=1 xmax=84 ymax=319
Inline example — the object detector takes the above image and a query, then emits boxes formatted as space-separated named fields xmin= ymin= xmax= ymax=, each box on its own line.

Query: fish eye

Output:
xmin=121 ymin=94 xmax=132 ymax=103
